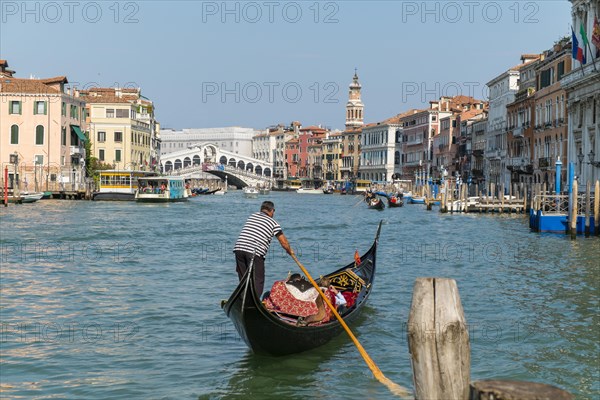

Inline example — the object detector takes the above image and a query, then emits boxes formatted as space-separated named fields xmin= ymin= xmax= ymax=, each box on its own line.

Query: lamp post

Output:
xmin=589 ymin=150 xmax=600 ymax=168
xmin=577 ymin=149 xmax=585 ymax=176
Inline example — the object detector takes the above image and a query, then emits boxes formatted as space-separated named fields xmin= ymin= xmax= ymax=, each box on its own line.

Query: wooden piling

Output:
xmin=570 ymin=180 xmax=578 ymax=239
xmin=449 ymin=183 xmax=454 ymax=214
xmin=585 ymin=181 xmax=591 ymax=237
xmin=595 ymin=181 xmax=599 ymax=236
xmin=470 ymin=380 xmax=573 ymax=400
xmin=500 ymin=184 xmax=505 ymax=213
xmin=408 ymin=278 xmax=470 ymax=400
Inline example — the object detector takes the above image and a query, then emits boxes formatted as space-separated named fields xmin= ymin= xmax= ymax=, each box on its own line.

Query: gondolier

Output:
xmin=233 ymin=201 xmax=294 ymax=295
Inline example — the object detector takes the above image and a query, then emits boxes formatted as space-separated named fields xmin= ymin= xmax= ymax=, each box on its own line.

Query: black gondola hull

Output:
xmin=223 ymin=222 xmax=381 ymax=356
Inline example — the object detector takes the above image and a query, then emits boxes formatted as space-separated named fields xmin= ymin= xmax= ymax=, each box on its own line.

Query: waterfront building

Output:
xmin=459 ymin=109 xmax=489 ymax=185
xmin=0 ymin=60 xmax=87 ymax=192
xmin=340 ymin=127 xmax=362 ymax=180
xmin=345 ymin=71 xmax=364 ymax=130
xmin=285 ymin=125 xmax=328 ymax=178
xmin=506 ymin=55 xmax=541 ymax=185
xmin=470 ymin=116 xmax=488 ymax=185
xmin=253 ymin=123 xmax=297 ymax=180
xmin=359 ymin=112 xmax=417 ymax=182
xmin=562 ymin=0 xmax=600 ymax=186
xmin=160 ymin=127 xmax=262 ymax=159
xmin=401 ymin=100 xmax=454 ymax=181
xmin=532 ymin=40 xmax=572 ymax=188
xmin=81 ymin=87 xmax=158 ymax=171
xmin=432 ymin=96 xmax=487 ymax=181
xmin=485 ymin=54 xmax=540 ymax=188
xmin=322 ymin=131 xmax=343 ymax=181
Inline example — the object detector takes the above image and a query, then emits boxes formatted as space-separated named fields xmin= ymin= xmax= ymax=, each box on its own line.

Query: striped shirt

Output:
xmin=233 ymin=212 xmax=282 ymax=257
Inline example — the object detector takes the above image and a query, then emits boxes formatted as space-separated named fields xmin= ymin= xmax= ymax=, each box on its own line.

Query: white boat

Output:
xmin=296 ymin=187 xmax=323 ymax=194
xmin=135 ymin=177 xmax=189 ymax=202
xmin=259 ymin=187 xmax=270 ymax=195
xmin=243 ymin=187 xmax=259 ymax=198
xmin=446 ymin=196 xmax=480 ymax=211
xmin=21 ymin=192 xmax=44 ymax=203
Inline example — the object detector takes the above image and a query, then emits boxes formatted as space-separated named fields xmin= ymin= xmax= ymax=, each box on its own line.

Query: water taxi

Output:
xmin=93 ymin=170 xmax=155 ymax=201
xmin=353 ymin=179 xmax=372 ymax=194
xmin=135 ymin=177 xmax=189 ymax=202
xmin=243 ymin=186 xmax=259 ymax=198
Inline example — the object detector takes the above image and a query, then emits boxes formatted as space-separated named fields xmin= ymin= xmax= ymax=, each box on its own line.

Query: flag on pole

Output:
xmin=354 ymin=250 xmax=361 ymax=266
xmin=580 ymin=22 xmax=590 ymax=46
xmin=572 ymin=27 xmax=587 ymax=64
xmin=592 ymin=16 xmax=600 ymax=50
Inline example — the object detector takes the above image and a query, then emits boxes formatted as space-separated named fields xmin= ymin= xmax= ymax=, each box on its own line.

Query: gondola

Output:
xmin=367 ymin=197 xmax=385 ymax=210
xmin=222 ymin=221 xmax=381 ymax=356
xmin=387 ymin=196 xmax=404 ymax=208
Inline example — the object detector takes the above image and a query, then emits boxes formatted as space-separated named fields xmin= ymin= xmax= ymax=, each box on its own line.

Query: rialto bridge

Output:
xmin=161 ymin=143 xmax=273 ymax=187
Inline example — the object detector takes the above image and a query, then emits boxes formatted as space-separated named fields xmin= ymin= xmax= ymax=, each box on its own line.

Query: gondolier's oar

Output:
xmin=352 ymin=195 xmax=365 ymax=207
xmin=290 ymin=253 xmax=410 ymax=398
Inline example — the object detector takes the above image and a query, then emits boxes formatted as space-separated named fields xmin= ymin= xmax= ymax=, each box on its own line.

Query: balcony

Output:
xmin=538 ymin=157 xmax=550 ymax=170
xmin=70 ymin=145 xmax=83 ymax=156
xmin=512 ymin=127 xmax=523 ymax=137
xmin=472 ymin=149 xmax=484 ymax=157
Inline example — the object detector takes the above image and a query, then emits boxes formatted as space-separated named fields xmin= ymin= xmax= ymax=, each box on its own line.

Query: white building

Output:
xmin=252 ymin=123 xmax=297 ymax=179
xmin=562 ymin=0 xmax=600 ymax=186
xmin=160 ymin=127 xmax=263 ymax=158
xmin=359 ymin=116 xmax=403 ymax=182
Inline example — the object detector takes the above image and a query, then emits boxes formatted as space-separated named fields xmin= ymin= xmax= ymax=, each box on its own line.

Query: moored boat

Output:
xmin=387 ymin=195 xmax=403 ymax=208
xmin=135 ymin=177 xmax=188 ymax=202
xmin=21 ymin=192 xmax=44 ymax=203
xmin=222 ymin=221 xmax=381 ymax=355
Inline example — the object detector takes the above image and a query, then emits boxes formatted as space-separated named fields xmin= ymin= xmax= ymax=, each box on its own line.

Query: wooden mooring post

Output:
xmin=570 ymin=180 xmax=578 ymax=239
xmin=408 ymin=277 xmax=573 ymax=400
xmin=585 ymin=181 xmax=591 ymax=237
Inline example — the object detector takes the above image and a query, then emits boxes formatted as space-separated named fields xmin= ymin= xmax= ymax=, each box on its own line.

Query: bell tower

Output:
xmin=345 ymin=69 xmax=364 ymax=130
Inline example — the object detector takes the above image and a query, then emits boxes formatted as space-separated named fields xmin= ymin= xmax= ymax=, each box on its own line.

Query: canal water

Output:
xmin=1 ymin=192 xmax=598 ymax=399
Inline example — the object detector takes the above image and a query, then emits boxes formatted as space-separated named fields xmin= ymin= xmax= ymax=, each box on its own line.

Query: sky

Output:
xmin=1 ymin=0 xmax=573 ymax=131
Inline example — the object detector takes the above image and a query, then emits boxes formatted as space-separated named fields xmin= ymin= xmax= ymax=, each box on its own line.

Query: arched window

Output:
xmin=10 ymin=125 xmax=19 ymax=144
xmin=174 ymin=159 xmax=182 ymax=169
xmin=36 ymin=125 xmax=44 ymax=145
xmin=164 ymin=161 xmax=173 ymax=172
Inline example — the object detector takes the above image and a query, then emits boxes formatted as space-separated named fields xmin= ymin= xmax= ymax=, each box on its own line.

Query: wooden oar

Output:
xmin=352 ymin=195 xmax=365 ymax=207
xmin=290 ymin=253 xmax=410 ymax=398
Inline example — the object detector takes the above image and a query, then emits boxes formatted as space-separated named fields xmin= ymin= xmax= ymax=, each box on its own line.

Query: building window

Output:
xmin=9 ymin=101 xmax=21 ymax=114
xmin=34 ymin=101 xmax=46 ymax=115
xmin=35 ymin=155 xmax=44 ymax=165
xmin=62 ymin=102 xmax=66 ymax=116
xmin=98 ymin=131 xmax=106 ymax=142
xmin=10 ymin=124 xmax=19 ymax=144
xmin=106 ymin=109 xmax=115 ymax=118
xmin=62 ymin=127 xmax=67 ymax=145
xmin=35 ymin=125 xmax=44 ymax=145
xmin=114 ymin=131 xmax=123 ymax=142
xmin=116 ymin=109 xmax=129 ymax=118
xmin=99 ymin=149 xmax=105 ymax=161
xmin=115 ymin=149 xmax=122 ymax=162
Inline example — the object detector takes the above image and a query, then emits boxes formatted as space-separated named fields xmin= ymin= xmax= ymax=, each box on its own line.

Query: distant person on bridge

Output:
xmin=233 ymin=201 xmax=294 ymax=295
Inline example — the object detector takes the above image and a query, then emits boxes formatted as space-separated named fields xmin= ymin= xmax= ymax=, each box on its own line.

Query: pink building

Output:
xmin=1 ymin=60 xmax=87 ymax=193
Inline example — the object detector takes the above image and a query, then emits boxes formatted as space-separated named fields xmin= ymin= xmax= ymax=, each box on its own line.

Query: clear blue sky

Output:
xmin=1 ymin=1 xmax=572 ymax=130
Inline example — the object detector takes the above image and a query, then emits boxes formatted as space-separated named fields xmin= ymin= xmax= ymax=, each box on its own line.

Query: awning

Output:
xmin=71 ymin=125 xmax=87 ymax=142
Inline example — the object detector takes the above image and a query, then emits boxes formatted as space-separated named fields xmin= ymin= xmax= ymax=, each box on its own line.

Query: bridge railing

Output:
xmin=533 ymin=194 xmax=595 ymax=215
xmin=203 ymin=163 xmax=273 ymax=183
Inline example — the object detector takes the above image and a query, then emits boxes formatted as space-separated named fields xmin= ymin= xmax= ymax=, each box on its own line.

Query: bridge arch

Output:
xmin=246 ymin=163 xmax=254 ymax=172
xmin=264 ymin=167 xmax=271 ymax=177
xmin=174 ymin=159 xmax=182 ymax=170
xmin=183 ymin=157 xmax=191 ymax=168
xmin=165 ymin=161 xmax=173 ymax=172
xmin=219 ymin=155 xmax=227 ymax=164
xmin=228 ymin=158 xmax=236 ymax=167
xmin=255 ymin=166 xmax=262 ymax=176
xmin=237 ymin=160 xmax=245 ymax=170
xmin=193 ymin=155 xmax=201 ymax=165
